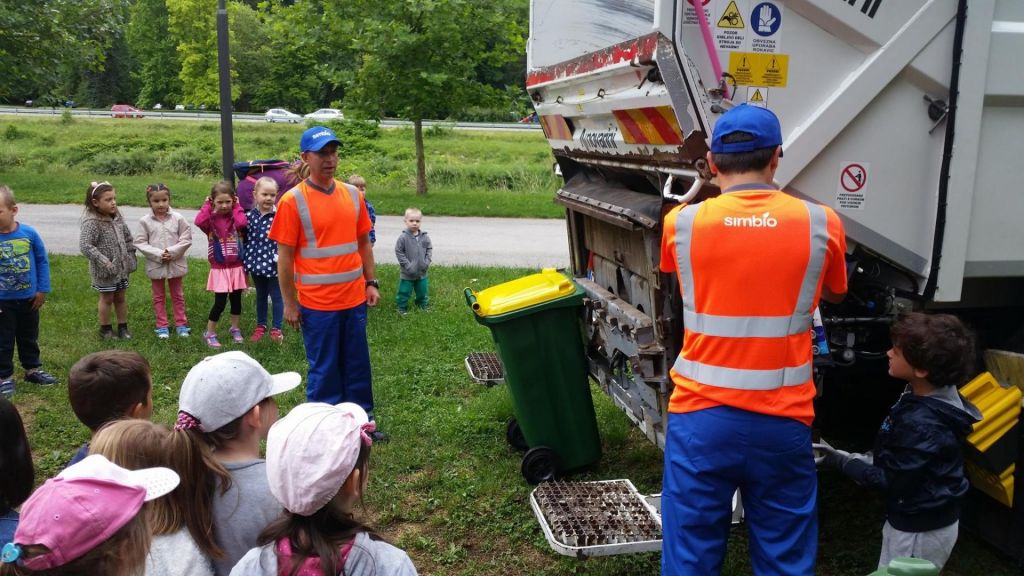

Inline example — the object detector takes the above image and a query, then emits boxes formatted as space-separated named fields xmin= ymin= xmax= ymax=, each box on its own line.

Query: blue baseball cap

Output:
xmin=710 ymin=104 xmax=783 ymax=154
xmin=300 ymin=126 xmax=341 ymax=153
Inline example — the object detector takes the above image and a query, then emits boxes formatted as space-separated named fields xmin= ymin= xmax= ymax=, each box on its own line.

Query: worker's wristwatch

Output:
xmin=365 ymin=279 xmax=380 ymax=289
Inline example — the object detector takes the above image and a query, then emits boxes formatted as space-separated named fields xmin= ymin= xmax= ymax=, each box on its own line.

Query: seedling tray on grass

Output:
xmin=530 ymin=479 xmax=662 ymax=558
xmin=465 ymin=352 xmax=504 ymax=385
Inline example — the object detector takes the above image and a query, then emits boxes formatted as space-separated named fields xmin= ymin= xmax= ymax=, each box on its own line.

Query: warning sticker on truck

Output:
xmin=715 ymin=0 xmax=748 ymax=51
xmin=728 ymin=52 xmax=789 ymax=87
xmin=836 ymin=161 xmax=869 ymax=210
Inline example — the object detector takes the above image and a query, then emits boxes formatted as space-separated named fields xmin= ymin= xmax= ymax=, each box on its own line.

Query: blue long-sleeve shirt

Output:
xmin=0 ymin=223 xmax=51 ymax=300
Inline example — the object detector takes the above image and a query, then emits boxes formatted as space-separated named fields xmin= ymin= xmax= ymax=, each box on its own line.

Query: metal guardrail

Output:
xmin=0 ymin=107 xmax=542 ymax=130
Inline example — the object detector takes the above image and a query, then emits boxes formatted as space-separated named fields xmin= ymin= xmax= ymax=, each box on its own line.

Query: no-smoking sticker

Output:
xmin=836 ymin=161 xmax=868 ymax=210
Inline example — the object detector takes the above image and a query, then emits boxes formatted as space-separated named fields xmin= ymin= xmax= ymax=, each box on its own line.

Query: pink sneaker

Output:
xmin=270 ymin=328 xmax=284 ymax=343
xmin=204 ymin=332 xmax=221 ymax=349
xmin=250 ymin=325 xmax=266 ymax=342
xmin=230 ymin=327 xmax=244 ymax=344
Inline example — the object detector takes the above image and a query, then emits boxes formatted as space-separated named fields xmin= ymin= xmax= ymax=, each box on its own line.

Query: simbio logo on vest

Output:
xmin=724 ymin=212 xmax=778 ymax=228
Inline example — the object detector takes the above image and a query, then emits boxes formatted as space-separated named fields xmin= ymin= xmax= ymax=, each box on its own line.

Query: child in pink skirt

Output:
xmin=194 ymin=181 xmax=248 ymax=348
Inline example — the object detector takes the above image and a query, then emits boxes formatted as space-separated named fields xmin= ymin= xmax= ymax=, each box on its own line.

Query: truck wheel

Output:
xmin=521 ymin=446 xmax=559 ymax=485
xmin=506 ymin=418 xmax=528 ymax=451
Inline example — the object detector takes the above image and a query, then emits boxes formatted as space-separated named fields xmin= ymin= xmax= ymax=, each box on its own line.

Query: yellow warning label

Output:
xmin=717 ymin=1 xmax=744 ymax=29
xmin=728 ymin=52 xmax=789 ymax=88
xmin=749 ymin=89 xmax=764 ymax=102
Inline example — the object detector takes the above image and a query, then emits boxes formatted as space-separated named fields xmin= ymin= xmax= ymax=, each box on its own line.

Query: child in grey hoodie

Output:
xmin=394 ymin=207 xmax=432 ymax=314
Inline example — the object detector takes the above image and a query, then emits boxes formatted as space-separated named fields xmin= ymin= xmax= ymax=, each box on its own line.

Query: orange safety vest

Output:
xmin=661 ymin=188 xmax=845 ymax=425
xmin=287 ymin=180 xmax=366 ymax=309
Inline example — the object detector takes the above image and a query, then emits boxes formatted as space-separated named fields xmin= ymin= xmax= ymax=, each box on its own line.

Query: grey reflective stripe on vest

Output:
xmin=292 ymin=184 xmax=362 ymax=259
xmin=673 ymin=357 xmax=813 ymax=390
xmin=297 ymin=266 xmax=364 ymax=285
xmin=672 ymin=199 xmax=830 ymax=390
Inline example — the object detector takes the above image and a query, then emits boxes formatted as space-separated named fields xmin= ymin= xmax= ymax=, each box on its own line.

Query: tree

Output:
xmin=0 ymin=0 xmax=121 ymax=103
xmin=127 ymin=0 xmax=182 ymax=108
xmin=167 ymin=0 xmax=239 ymax=107
xmin=345 ymin=0 xmax=525 ymax=195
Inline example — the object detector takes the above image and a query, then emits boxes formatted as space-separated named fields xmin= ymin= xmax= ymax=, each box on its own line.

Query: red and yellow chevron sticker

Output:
xmin=540 ymin=115 xmax=573 ymax=141
xmin=613 ymin=106 xmax=683 ymax=145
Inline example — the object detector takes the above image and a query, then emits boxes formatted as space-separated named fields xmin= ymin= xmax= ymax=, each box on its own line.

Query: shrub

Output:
xmin=61 ymin=109 xmax=74 ymax=125
xmin=3 ymin=125 xmax=20 ymax=140
xmin=88 ymin=150 xmax=158 ymax=176
xmin=426 ymin=122 xmax=456 ymax=138
xmin=0 ymin=148 xmax=21 ymax=168
xmin=164 ymin=146 xmax=220 ymax=177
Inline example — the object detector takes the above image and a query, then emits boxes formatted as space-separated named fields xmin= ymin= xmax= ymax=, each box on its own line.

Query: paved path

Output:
xmin=23 ymin=204 xmax=570 ymax=269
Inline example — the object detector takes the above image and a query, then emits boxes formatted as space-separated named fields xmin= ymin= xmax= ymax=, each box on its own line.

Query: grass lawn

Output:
xmin=0 ymin=117 xmax=563 ymax=218
xmin=8 ymin=255 xmax=1020 ymax=575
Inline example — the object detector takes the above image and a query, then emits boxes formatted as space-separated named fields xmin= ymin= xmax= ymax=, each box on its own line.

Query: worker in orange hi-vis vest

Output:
xmin=659 ymin=104 xmax=848 ymax=576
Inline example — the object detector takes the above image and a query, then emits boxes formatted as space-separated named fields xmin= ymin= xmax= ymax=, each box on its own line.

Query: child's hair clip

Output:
xmin=1 ymin=542 xmax=22 ymax=564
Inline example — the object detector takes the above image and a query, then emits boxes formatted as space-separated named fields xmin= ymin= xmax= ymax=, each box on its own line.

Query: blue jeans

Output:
xmin=251 ymin=274 xmax=283 ymax=329
xmin=662 ymin=406 xmax=817 ymax=575
xmin=299 ymin=304 xmax=374 ymax=418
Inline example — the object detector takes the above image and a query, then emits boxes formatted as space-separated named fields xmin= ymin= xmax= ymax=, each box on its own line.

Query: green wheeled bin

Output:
xmin=465 ymin=269 xmax=602 ymax=484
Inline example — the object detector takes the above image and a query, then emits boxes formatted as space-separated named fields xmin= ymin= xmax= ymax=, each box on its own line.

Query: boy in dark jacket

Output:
xmin=815 ymin=312 xmax=981 ymax=570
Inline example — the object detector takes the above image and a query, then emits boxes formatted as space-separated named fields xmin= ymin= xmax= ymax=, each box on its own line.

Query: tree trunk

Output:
xmin=414 ymin=118 xmax=427 ymax=195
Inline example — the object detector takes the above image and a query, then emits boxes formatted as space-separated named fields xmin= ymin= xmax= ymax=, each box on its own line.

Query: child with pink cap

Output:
xmin=230 ymin=402 xmax=417 ymax=575
xmin=0 ymin=454 xmax=179 ymax=575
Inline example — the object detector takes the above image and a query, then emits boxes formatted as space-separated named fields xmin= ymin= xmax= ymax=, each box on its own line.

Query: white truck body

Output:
xmin=529 ymin=0 xmax=1024 ymax=302
xmin=528 ymin=0 xmax=1024 ymax=560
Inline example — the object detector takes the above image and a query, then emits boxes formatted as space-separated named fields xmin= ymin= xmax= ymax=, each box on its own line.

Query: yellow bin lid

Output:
xmin=471 ymin=268 xmax=577 ymax=317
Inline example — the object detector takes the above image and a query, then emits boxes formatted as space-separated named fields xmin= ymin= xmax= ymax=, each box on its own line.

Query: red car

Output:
xmin=111 ymin=104 xmax=144 ymax=119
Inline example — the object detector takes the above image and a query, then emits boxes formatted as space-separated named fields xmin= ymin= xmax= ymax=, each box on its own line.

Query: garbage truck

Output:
xmin=526 ymin=0 xmax=1024 ymax=561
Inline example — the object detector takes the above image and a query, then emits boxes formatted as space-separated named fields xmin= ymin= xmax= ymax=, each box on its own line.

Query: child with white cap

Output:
xmin=230 ymin=402 xmax=417 ymax=576
xmin=173 ymin=351 xmax=302 ymax=576
xmin=0 ymin=454 xmax=179 ymax=575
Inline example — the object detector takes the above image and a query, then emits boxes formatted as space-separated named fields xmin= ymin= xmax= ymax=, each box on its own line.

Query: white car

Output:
xmin=304 ymin=108 xmax=344 ymax=121
xmin=265 ymin=108 xmax=302 ymax=123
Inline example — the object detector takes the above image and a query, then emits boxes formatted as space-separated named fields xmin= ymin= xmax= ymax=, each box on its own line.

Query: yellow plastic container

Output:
xmin=962 ymin=372 xmax=1022 ymax=455
xmin=965 ymin=461 xmax=1015 ymax=508
xmin=468 ymin=268 xmax=578 ymax=317
xmin=961 ymin=371 xmax=1021 ymax=507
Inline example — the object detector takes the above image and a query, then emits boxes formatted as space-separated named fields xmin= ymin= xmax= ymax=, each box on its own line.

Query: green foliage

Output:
xmin=164 ymin=146 xmax=221 ymax=177
xmin=0 ymin=0 xmax=122 ymax=102
xmin=3 ymin=125 xmax=20 ymax=140
xmin=88 ymin=149 xmax=158 ymax=176
xmin=127 ymin=0 xmax=182 ymax=108
xmin=60 ymin=109 xmax=74 ymax=125
xmin=344 ymin=0 xmax=527 ymax=194
xmin=167 ymin=0 xmax=239 ymax=107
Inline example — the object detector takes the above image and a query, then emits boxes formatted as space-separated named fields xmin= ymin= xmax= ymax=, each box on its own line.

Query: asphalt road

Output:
xmin=22 ymin=204 xmax=569 ymax=269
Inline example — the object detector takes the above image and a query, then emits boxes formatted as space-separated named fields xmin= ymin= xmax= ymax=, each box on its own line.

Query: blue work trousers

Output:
xmin=662 ymin=406 xmax=817 ymax=576
xmin=300 ymin=303 xmax=374 ymax=418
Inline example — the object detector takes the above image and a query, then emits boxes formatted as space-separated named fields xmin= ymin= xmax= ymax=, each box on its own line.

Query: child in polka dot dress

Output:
xmin=242 ymin=177 xmax=284 ymax=342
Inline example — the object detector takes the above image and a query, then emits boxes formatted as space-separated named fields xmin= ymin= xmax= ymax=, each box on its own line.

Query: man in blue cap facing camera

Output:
xmin=658 ymin=104 xmax=847 ymax=574
xmin=269 ymin=126 xmax=387 ymax=442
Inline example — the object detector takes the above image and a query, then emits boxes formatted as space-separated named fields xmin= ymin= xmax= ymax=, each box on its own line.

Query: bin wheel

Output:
xmin=506 ymin=418 xmax=528 ymax=452
xmin=521 ymin=446 xmax=560 ymax=485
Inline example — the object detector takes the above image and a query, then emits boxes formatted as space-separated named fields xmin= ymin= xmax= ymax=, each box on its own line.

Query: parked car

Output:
xmin=24 ymin=100 xmax=32 ymax=107
xmin=304 ymin=108 xmax=344 ymax=121
xmin=174 ymin=104 xmax=185 ymax=111
xmin=111 ymin=104 xmax=144 ymax=119
xmin=63 ymin=100 xmax=76 ymax=108
xmin=265 ymin=108 xmax=302 ymax=123
xmin=153 ymin=103 xmax=163 ymax=110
